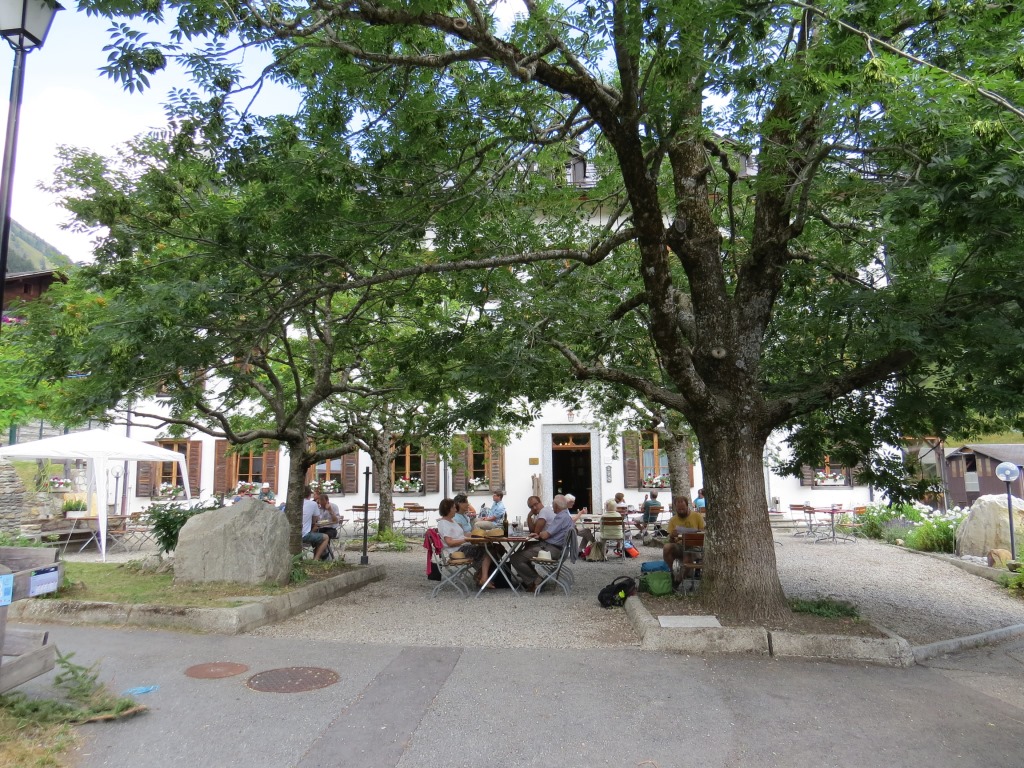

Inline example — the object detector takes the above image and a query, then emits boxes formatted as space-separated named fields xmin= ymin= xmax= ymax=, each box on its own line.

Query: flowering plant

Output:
xmin=643 ymin=474 xmax=671 ymax=488
xmin=468 ymin=476 xmax=489 ymax=492
xmin=814 ymin=471 xmax=846 ymax=484
xmin=313 ymin=478 xmax=341 ymax=493
xmin=159 ymin=482 xmax=184 ymax=498
xmin=393 ymin=476 xmax=423 ymax=493
xmin=236 ymin=481 xmax=258 ymax=495
xmin=48 ymin=477 xmax=72 ymax=490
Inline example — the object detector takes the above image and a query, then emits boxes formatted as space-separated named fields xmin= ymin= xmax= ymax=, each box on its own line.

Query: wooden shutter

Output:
xmin=213 ymin=439 xmax=230 ymax=495
xmin=263 ymin=444 xmax=278 ymax=493
xmin=343 ymin=452 xmax=359 ymax=494
xmin=800 ymin=465 xmax=814 ymax=486
xmin=488 ymin=438 xmax=505 ymax=490
xmin=424 ymin=445 xmax=440 ymax=493
xmin=136 ymin=459 xmax=155 ymax=497
xmin=451 ymin=434 xmax=468 ymax=493
xmin=187 ymin=440 xmax=202 ymax=495
xmin=622 ymin=433 xmax=640 ymax=489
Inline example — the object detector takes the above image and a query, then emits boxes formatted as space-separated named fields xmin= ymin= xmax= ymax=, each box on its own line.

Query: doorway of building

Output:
xmin=551 ymin=433 xmax=592 ymax=512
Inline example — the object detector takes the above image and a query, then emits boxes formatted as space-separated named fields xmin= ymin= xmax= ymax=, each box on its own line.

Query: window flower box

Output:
xmin=641 ymin=474 xmax=671 ymax=488
xmin=392 ymin=477 xmax=424 ymax=495
xmin=467 ymin=477 xmax=490 ymax=493
xmin=48 ymin=477 xmax=72 ymax=492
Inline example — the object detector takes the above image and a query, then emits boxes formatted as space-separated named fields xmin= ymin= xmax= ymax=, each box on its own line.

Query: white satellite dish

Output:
xmin=995 ymin=461 xmax=1020 ymax=483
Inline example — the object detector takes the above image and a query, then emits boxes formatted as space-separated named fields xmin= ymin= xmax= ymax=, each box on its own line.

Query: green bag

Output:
xmin=640 ymin=571 xmax=673 ymax=596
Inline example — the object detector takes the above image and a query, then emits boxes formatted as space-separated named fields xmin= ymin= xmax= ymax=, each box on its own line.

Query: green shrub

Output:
xmin=0 ymin=530 xmax=44 ymax=547
xmin=880 ymin=518 xmax=914 ymax=544
xmin=372 ymin=527 xmax=408 ymax=552
xmin=148 ymin=498 xmax=224 ymax=553
xmin=998 ymin=571 xmax=1024 ymax=594
xmin=904 ymin=516 xmax=960 ymax=553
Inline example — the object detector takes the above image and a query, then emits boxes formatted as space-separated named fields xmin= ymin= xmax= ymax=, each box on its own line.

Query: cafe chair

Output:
xmin=675 ymin=531 xmax=705 ymax=593
xmin=532 ymin=529 xmax=578 ymax=596
xmin=424 ymin=528 xmax=478 ymax=597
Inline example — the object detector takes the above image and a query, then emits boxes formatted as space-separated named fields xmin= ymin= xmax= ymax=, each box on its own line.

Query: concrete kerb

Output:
xmin=9 ymin=564 xmax=386 ymax=635
xmin=624 ymin=596 xmax=915 ymax=666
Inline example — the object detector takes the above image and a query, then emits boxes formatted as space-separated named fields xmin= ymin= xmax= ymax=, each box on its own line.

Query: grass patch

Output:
xmin=789 ymin=597 xmax=860 ymax=619
xmin=55 ymin=559 xmax=351 ymax=608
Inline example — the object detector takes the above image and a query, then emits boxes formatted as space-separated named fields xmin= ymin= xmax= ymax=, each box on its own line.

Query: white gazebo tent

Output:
xmin=0 ymin=430 xmax=192 ymax=560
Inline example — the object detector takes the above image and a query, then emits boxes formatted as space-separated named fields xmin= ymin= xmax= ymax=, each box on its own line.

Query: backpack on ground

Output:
xmin=640 ymin=560 xmax=671 ymax=574
xmin=639 ymin=571 xmax=673 ymax=596
xmin=598 ymin=576 xmax=637 ymax=608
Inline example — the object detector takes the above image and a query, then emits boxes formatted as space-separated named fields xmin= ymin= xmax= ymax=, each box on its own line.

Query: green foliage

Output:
xmin=854 ymin=503 xmax=923 ymax=539
xmin=373 ymin=527 xmax=408 ymax=552
xmin=0 ymin=650 xmax=138 ymax=725
xmin=148 ymin=499 xmax=223 ymax=554
xmin=61 ymin=498 xmax=87 ymax=513
xmin=998 ymin=571 xmax=1024 ymax=594
xmin=0 ymin=531 xmax=44 ymax=547
xmin=904 ymin=516 xmax=960 ymax=553
xmin=289 ymin=553 xmax=308 ymax=584
xmin=789 ymin=598 xmax=860 ymax=619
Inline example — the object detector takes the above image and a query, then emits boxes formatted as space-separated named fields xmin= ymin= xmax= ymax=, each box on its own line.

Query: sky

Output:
xmin=0 ymin=5 xmax=293 ymax=264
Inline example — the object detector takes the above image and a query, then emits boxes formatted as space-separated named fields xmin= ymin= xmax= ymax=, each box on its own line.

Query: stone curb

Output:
xmin=900 ymin=547 xmax=1006 ymax=583
xmin=912 ymin=623 xmax=1024 ymax=663
xmin=625 ymin=596 xmax=914 ymax=666
xmin=8 ymin=565 xmax=386 ymax=635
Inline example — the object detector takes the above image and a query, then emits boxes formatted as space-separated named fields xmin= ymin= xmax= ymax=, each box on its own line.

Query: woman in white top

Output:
xmin=437 ymin=497 xmax=492 ymax=589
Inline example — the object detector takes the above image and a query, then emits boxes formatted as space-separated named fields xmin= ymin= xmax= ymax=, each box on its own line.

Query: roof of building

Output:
xmin=946 ymin=444 xmax=1024 ymax=466
xmin=5 ymin=269 xmax=68 ymax=282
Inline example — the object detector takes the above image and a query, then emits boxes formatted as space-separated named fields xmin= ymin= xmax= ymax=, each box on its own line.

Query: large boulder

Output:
xmin=175 ymin=498 xmax=290 ymax=585
xmin=955 ymin=494 xmax=1024 ymax=557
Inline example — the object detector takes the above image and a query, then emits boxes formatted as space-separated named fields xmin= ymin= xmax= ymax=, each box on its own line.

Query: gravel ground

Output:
xmin=64 ymin=532 xmax=1024 ymax=648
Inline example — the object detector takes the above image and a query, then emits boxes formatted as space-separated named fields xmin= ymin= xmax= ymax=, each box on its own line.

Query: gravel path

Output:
xmin=775 ymin=536 xmax=1024 ymax=643
xmin=65 ymin=533 xmax=1024 ymax=648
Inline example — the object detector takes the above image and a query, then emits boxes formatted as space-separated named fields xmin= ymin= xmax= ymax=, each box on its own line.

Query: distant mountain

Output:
xmin=6 ymin=220 xmax=73 ymax=273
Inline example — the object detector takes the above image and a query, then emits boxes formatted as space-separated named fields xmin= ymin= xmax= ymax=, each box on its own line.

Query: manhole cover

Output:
xmin=246 ymin=667 xmax=339 ymax=693
xmin=185 ymin=662 xmax=249 ymax=679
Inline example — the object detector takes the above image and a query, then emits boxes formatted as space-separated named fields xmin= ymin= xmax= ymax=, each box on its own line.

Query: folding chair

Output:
xmin=424 ymin=528 xmax=477 ymax=597
xmin=532 ymin=528 xmax=578 ymax=596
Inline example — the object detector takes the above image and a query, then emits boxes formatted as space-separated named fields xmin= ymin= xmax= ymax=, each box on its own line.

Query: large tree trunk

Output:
xmin=363 ymin=433 xmax=395 ymax=533
xmin=695 ymin=425 xmax=791 ymax=623
xmin=662 ymin=429 xmax=692 ymax=502
xmin=285 ymin=443 xmax=310 ymax=556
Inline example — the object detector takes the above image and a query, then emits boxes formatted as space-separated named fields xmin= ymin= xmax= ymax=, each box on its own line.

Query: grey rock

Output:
xmin=175 ymin=498 xmax=290 ymax=585
xmin=955 ymin=493 xmax=1024 ymax=557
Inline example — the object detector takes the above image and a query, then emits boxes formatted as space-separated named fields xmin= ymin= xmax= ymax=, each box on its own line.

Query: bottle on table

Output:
xmin=503 ymin=513 xmax=509 ymax=537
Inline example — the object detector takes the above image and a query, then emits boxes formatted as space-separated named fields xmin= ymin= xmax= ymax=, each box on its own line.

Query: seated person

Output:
xmin=694 ymin=488 xmax=706 ymax=510
xmin=301 ymin=485 xmax=330 ymax=561
xmin=635 ymin=490 xmax=664 ymax=532
xmin=316 ymin=493 xmax=342 ymax=539
xmin=663 ymin=497 xmax=705 ymax=583
xmin=438 ymin=497 xmax=492 ymax=588
xmin=511 ymin=494 xmax=574 ymax=591
xmin=452 ymin=493 xmax=476 ymax=534
xmin=257 ymin=482 xmax=276 ymax=504
xmin=478 ymin=490 xmax=506 ymax=526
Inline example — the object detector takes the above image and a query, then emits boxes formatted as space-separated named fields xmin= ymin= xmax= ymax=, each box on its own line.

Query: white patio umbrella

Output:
xmin=0 ymin=430 xmax=191 ymax=560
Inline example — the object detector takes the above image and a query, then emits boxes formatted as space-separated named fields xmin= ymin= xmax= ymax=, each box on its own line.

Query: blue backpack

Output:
xmin=640 ymin=561 xmax=670 ymax=574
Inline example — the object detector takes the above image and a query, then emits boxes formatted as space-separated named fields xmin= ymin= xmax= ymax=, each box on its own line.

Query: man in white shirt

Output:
xmin=301 ymin=485 xmax=330 ymax=560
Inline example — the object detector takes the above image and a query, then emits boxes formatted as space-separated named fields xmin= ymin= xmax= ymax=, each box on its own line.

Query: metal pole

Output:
xmin=1007 ymin=480 xmax=1016 ymax=561
xmin=361 ymin=467 xmax=371 ymax=565
xmin=0 ymin=42 xmax=26 ymax=336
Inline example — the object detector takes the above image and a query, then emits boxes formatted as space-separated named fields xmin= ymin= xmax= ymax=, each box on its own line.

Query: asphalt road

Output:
xmin=15 ymin=624 xmax=1024 ymax=768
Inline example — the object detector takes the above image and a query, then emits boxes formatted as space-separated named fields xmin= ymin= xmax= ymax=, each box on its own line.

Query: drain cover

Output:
xmin=246 ymin=667 xmax=339 ymax=693
xmin=185 ymin=662 xmax=250 ymax=679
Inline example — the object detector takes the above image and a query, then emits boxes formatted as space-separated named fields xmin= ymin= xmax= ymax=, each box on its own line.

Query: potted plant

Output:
xmin=468 ymin=476 xmax=489 ymax=492
xmin=642 ymin=474 xmax=671 ymax=488
xmin=48 ymin=477 xmax=72 ymax=492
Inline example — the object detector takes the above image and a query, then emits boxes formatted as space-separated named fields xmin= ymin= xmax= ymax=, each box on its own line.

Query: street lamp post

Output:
xmin=995 ymin=462 xmax=1021 ymax=562
xmin=361 ymin=467 xmax=371 ymax=565
xmin=0 ymin=0 xmax=61 ymax=332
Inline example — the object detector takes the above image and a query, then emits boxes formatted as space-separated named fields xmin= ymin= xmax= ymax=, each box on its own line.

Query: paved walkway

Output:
xmin=15 ymin=625 xmax=1024 ymax=768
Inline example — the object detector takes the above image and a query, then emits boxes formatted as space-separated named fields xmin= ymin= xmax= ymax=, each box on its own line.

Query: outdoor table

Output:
xmin=470 ymin=535 xmax=531 ymax=596
xmin=813 ymin=507 xmax=854 ymax=544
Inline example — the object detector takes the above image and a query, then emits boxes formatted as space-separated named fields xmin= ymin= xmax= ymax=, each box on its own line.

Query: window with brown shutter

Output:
xmin=622 ymin=432 xmax=640 ymax=489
